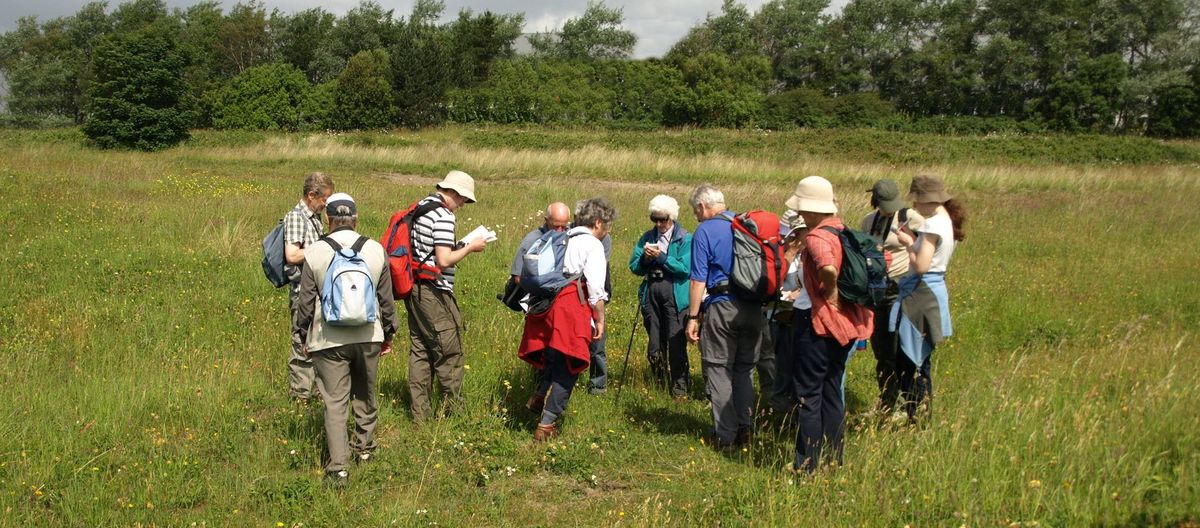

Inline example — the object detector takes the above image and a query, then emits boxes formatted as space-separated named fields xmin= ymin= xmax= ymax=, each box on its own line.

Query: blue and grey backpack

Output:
xmin=320 ymin=236 xmax=378 ymax=326
xmin=519 ymin=230 xmax=586 ymax=301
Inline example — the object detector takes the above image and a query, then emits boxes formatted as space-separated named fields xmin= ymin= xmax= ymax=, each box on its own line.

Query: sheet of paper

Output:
xmin=459 ymin=225 xmax=497 ymax=245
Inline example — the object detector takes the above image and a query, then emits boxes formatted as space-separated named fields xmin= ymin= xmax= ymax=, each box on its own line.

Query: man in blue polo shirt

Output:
xmin=684 ymin=184 xmax=766 ymax=451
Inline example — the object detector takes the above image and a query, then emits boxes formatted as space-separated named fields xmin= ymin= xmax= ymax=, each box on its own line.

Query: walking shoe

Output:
xmin=324 ymin=469 xmax=349 ymax=488
xmin=533 ymin=423 xmax=559 ymax=442
xmin=525 ymin=391 xmax=546 ymax=413
xmin=588 ymin=386 xmax=607 ymax=395
xmin=354 ymin=452 xmax=374 ymax=465
xmin=734 ymin=426 xmax=753 ymax=447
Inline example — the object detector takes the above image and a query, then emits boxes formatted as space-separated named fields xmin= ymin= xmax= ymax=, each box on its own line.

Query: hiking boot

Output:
xmin=533 ymin=423 xmax=558 ymax=442
xmin=525 ymin=391 xmax=546 ymax=413
xmin=354 ymin=452 xmax=374 ymax=465
xmin=324 ymin=469 xmax=349 ymax=488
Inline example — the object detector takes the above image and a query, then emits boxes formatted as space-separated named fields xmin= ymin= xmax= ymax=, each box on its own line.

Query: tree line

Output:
xmin=1 ymin=0 xmax=1198 ymax=150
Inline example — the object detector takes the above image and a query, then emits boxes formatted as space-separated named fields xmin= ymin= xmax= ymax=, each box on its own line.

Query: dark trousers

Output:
xmin=791 ymin=309 xmax=851 ymax=473
xmin=538 ymin=349 xmax=581 ymax=425
xmin=898 ymin=351 xmax=932 ymax=419
xmin=871 ymin=285 xmax=901 ymax=412
xmin=643 ymin=278 xmax=689 ymax=395
xmin=768 ymin=308 xmax=797 ymax=414
xmin=588 ymin=333 xmax=607 ymax=390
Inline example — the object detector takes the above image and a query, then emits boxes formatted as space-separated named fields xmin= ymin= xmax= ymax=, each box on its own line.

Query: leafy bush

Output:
xmin=331 ymin=48 xmax=395 ymax=130
xmin=208 ymin=63 xmax=314 ymax=131
xmin=82 ymin=23 xmax=190 ymax=150
xmin=1146 ymin=72 xmax=1200 ymax=138
xmin=831 ymin=91 xmax=894 ymax=127
xmin=663 ymin=53 xmax=770 ymax=128
xmin=761 ymin=88 xmax=835 ymax=129
xmin=446 ymin=58 xmax=685 ymax=126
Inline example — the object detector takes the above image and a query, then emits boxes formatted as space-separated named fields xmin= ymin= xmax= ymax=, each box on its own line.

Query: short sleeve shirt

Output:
xmin=410 ymin=194 xmax=458 ymax=292
xmin=282 ymin=200 xmax=324 ymax=280
xmin=913 ymin=212 xmax=956 ymax=274
xmin=690 ymin=212 xmax=735 ymax=307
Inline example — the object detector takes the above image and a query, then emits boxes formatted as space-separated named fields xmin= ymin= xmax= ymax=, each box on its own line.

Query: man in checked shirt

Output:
xmin=282 ymin=172 xmax=334 ymax=402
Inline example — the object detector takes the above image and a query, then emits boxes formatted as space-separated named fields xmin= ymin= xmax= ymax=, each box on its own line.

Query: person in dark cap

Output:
xmin=861 ymin=179 xmax=925 ymax=416
xmin=293 ymin=192 xmax=398 ymax=486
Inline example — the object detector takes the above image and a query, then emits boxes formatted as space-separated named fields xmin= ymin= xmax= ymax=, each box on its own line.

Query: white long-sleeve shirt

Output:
xmin=563 ymin=226 xmax=609 ymax=306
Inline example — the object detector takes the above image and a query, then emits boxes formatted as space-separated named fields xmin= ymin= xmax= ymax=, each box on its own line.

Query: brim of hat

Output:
xmin=438 ymin=183 xmax=477 ymax=203
xmin=907 ymin=191 xmax=952 ymax=203
xmin=788 ymin=195 xmax=837 ymax=214
xmin=877 ymin=196 xmax=905 ymax=214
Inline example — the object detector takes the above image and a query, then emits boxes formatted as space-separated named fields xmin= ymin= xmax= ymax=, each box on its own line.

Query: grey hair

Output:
xmin=689 ymin=184 xmax=725 ymax=208
xmin=328 ymin=214 xmax=357 ymax=230
xmin=648 ymin=194 xmax=680 ymax=220
xmin=574 ymin=197 xmax=617 ymax=228
xmin=303 ymin=172 xmax=334 ymax=197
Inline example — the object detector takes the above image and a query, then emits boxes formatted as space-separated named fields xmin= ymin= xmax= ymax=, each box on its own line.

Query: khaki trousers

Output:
xmin=288 ymin=284 xmax=316 ymax=399
xmin=405 ymin=282 xmax=465 ymax=422
xmin=311 ymin=342 xmax=380 ymax=472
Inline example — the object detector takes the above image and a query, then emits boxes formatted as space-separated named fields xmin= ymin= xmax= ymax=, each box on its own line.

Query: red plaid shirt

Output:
xmin=801 ymin=216 xmax=873 ymax=346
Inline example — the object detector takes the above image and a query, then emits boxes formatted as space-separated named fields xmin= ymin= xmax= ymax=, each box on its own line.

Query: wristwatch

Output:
xmin=686 ymin=314 xmax=700 ymax=320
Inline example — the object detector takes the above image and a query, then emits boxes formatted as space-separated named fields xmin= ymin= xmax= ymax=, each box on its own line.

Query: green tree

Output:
xmin=665 ymin=0 xmax=759 ymax=63
xmin=447 ymin=9 xmax=523 ymax=88
xmin=530 ymin=1 xmax=637 ymax=60
xmin=752 ymin=0 xmax=829 ymax=88
xmin=82 ymin=22 xmax=189 ymax=150
xmin=332 ymin=48 xmax=395 ymax=129
xmin=390 ymin=1 xmax=452 ymax=127
xmin=208 ymin=62 xmax=313 ymax=130
xmin=216 ymin=1 xmax=272 ymax=76
xmin=270 ymin=7 xmax=336 ymax=83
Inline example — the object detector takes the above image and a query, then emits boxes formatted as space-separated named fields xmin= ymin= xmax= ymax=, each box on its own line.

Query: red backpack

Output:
xmin=718 ymin=210 xmax=785 ymax=303
xmin=380 ymin=198 xmax=445 ymax=299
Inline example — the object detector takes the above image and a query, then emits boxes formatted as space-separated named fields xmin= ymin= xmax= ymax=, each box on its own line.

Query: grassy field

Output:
xmin=0 ymin=126 xmax=1197 ymax=526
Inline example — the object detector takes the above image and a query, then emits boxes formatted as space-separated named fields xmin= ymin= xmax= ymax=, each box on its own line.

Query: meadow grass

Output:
xmin=0 ymin=128 xmax=1197 ymax=526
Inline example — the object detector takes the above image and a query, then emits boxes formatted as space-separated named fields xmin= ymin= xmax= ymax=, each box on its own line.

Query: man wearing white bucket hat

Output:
xmin=787 ymin=176 xmax=873 ymax=475
xmin=405 ymin=170 xmax=488 ymax=423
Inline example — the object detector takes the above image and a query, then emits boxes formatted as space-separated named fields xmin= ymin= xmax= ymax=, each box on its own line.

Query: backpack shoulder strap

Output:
xmin=820 ymin=226 xmax=841 ymax=236
xmin=323 ymin=236 xmax=343 ymax=252
xmin=350 ymin=235 xmax=368 ymax=253
xmin=899 ymin=208 xmax=909 ymax=225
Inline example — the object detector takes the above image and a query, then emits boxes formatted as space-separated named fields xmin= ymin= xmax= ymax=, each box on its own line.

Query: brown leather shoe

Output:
xmin=526 ymin=391 xmax=546 ymax=413
xmin=533 ymin=423 xmax=558 ymax=442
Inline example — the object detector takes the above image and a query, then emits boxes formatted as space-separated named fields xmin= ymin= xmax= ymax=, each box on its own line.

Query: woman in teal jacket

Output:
xmin=628 ymin=195 xmax=693 ymax=398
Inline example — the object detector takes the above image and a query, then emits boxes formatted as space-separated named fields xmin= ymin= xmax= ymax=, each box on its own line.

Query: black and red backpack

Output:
xmin=380 ymin=198 xmax=445 ymax=300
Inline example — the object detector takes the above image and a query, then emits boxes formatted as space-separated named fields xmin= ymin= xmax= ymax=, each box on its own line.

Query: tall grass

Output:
xmin=0 ymin=128 xmax=1196 ymax=526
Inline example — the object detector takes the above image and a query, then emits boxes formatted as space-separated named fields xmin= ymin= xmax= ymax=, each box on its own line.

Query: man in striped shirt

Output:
xmin=406 ymin=170 xmax=488 ymax=423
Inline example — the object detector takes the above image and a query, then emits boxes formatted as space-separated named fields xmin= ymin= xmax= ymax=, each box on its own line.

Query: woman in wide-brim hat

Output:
xmin=890 ymin=174 xmax=966 ymax=421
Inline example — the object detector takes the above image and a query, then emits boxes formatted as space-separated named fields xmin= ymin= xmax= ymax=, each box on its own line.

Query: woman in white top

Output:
xmin=518 ymin=197 xmax=615 ymax=441
xmin=891 ymin=174 xmax=966 ymax=421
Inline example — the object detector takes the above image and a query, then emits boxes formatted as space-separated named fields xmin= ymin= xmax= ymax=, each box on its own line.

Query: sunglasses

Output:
xmin=649 ymin=215 xmax=671 ymax=223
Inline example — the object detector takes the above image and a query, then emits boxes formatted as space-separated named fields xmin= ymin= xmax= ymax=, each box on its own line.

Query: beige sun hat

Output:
xmin=908 ymin=174 xmax=952 ymax=203
xmin=437 ymin=170 xmax=477 ymax=203
xmin=785 ymin=176 xmax=837 ymax=214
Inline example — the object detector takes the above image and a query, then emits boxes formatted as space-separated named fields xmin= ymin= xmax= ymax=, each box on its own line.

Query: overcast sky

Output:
xmin=0 ymin=0 xmax=848 ymax=58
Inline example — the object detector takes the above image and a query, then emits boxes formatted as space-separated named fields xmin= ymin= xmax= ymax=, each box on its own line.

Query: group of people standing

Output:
xmin=279 ymin=169 xmax=965 ymax=484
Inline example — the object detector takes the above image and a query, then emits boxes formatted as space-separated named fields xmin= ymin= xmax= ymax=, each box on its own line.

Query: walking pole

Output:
xmin=614 ymin=308 xmax=640 ymax=404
